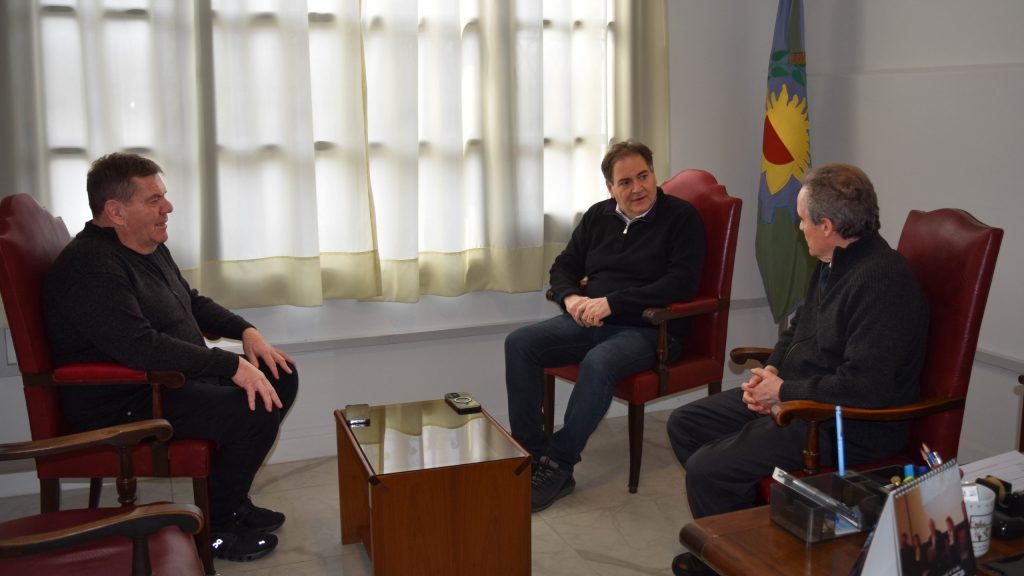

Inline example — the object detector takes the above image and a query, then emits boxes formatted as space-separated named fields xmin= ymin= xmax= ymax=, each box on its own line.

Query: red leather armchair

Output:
xmin=544 ymin=169 xmax=742 ymax=493
xmin=0 ymin=194 xmax=215 ymax=573
xmin=0 ymin=419 xmax=204 ymax=576
xmin=732 ymin=208 xmax=1002 ymax=500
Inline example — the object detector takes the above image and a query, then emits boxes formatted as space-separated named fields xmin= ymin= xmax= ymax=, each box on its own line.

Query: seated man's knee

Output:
xmin=667 ymin=404 xmax=700 ymax=443
xmin=682 ymin=446 xmax=717 ymax=483
xmin=245 ymin=405 xmax=284 ymax=440
xmin=505 ymin=325 xmax=532 ymax=354
xmin=270 ymin=363 xmax=299 ymax=409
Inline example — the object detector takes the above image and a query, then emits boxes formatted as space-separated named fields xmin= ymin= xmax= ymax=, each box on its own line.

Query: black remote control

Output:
xmin=444 ymin=392 xmax=481 ymax=414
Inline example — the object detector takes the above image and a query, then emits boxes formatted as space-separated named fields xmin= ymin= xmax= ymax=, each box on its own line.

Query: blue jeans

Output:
xmin=505 ymin=314 xmax=679 ymax=472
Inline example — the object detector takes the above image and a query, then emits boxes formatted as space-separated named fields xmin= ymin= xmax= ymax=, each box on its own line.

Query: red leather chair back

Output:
xmin=0 ymin=194 xmax=72 ymax=440
xmin=660 ymin=170 xmax=742 ymax=369
xmin=897 ymin=208 xmax=1003 ymax=461
xmin=0 ymin=194 xmax=69 ymax=374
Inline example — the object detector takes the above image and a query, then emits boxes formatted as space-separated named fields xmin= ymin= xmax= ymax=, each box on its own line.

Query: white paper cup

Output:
xmin=962 ymin=483 xmax=996 ymax=557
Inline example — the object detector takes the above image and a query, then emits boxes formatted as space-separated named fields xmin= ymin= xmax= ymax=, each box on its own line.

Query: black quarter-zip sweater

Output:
xmin=768 ymin=231 xmax=929 ymax=460
xmin=43 ymin=222 xmax=253 ymax=429
xmin=548 ymin=188 xmax=706 ymax=339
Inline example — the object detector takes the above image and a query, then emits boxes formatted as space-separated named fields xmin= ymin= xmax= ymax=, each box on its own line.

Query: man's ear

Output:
xmin=820 ymin=217 xmax=835 ymax=236
xmin=605 ymin=180 xmax=613 ymax=194
xmin=103 ymin=199 xmax=125 ymax=226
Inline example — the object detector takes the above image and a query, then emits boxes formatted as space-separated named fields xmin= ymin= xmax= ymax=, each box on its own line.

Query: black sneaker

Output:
xmin=211 ymin=522 xmax=278 ymax=562
xmin=671 ymin=552 xmax=716 ymax=576
xmin=531 ymin=456 xmax=575 ymax=512
xmin=234 ymin=497 xmax=285 ymax=532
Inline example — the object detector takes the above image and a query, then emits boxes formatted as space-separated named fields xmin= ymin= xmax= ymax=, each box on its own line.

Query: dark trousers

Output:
xmin=161 ymin=360 xmax=299 ymax=529
xmin=667 ymin=387 xmax=826 ymax=518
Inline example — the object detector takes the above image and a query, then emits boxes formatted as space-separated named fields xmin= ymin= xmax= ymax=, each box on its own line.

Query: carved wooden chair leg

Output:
xmin=627 ymin=403 xmax=644 ymax=493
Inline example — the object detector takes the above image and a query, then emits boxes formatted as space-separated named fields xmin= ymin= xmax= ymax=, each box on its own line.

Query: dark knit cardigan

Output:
xmin=43 ymin=222 xmax=252 ymax=428
xmin=548 ymin=189 xmax=706 ymax=338
xmin=768 ymin=232 xmax=929 ymax=459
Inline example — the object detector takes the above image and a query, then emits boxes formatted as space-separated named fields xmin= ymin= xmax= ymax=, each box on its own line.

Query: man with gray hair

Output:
xmin=668 ymin=163 xmax=928 ymax=574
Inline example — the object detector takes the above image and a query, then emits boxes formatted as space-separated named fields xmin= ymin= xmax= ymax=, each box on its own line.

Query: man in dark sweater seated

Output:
xmin=667 ymin=163 xmax=928 ymax=575
xmin=43 ymin=152 xmax=299 ymax=562
xmin=505 ymin=140 xmax=706 ymax=512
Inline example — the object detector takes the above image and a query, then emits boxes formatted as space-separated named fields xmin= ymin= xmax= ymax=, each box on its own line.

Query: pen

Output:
xmin=836 ymin=405 xmax=845 ymax=477
xmin=921 ymin=445 xmax=935 ymax=469
xmin=921 ymin=443 xmax=942 ymax=468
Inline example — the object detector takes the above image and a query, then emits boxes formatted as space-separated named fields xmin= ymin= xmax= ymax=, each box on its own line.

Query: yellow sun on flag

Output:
xmin=760 ymin=84 xmax=810 ymax=195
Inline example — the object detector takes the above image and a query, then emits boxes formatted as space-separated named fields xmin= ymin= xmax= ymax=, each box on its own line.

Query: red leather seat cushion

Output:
xmin=0 ymin=507 xmax=203 ymax=576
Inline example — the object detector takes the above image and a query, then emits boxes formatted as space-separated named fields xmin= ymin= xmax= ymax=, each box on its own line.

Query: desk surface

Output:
xmin=681 ymin=506 xmax=1023 ymax=576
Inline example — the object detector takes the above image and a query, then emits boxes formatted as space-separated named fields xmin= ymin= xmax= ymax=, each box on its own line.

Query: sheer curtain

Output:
xmin=1 ymin=0 xmax=668 ymax=308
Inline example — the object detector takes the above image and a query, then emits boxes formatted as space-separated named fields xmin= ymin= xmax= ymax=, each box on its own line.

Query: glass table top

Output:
xmin=342 ymin=398 xmax=527 ymax=475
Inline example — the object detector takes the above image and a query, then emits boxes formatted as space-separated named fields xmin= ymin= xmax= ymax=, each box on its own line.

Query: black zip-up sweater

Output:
xmin=43 ymin=222 xmax=252 ymax=428
xmin=768 ymin=232 xmax=929 ymax=459
xmin=548 ymin=189 xmax=705 ymax=338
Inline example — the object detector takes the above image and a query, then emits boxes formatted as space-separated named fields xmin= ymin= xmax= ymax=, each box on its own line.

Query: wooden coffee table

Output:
xmin=335 ymin=399 xmax=531 ymax=576
xmin=680 ymin=505 xmax=1024 ymax=575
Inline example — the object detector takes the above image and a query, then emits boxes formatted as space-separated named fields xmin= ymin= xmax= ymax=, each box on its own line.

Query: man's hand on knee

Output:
xmin=232 ymin=357 xmax=284 ymax=412
xmin=241 ymin=327 xmax=295 ymax=380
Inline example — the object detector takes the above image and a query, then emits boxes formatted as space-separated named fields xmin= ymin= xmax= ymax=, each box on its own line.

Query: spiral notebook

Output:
xmin=852 ymin=460 xmax=977 ymax=576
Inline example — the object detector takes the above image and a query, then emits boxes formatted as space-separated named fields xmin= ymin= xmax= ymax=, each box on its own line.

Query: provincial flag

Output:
xmin=756 ymin=0 xmax=816 ymax=323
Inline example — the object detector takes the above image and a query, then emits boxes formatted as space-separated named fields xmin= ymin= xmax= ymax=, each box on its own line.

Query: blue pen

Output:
xmin=836 ymin=405 xmax=845 ymax=477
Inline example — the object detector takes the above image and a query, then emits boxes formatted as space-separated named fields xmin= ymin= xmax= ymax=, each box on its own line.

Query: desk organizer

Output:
xmin=770 ymin=470 xmax=886 ymax=543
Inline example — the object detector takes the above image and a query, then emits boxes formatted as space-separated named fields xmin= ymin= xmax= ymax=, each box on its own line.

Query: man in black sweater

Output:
xmin=43 ymin=152 xmax=298 ymax=562
xmin=668 ymin=163 xmax=928 ymax=574
xmin=505 ymin=140 xmax=706 ymax=512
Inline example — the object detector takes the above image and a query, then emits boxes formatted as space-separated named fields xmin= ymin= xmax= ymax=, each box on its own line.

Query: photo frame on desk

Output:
xmin=853 ymin=460 xmax=976 ymax=576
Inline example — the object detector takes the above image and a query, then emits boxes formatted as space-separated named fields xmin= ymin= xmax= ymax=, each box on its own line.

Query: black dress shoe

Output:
xmin=211 ymin=522 xmax=278 ymax=562
xmin=672 ymin=552 xmax=717 ymax=576
xmin=234 ymin=497 xmax=286 ymax=532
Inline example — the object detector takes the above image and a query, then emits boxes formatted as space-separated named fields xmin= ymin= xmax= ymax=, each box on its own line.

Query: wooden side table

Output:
xmin=335 ymin=400 xmax=531 ymax=576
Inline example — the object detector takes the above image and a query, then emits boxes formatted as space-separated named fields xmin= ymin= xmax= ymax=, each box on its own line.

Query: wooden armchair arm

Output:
xmin=730 ymin=347 xmax=772 ymax=366
xmin=772 ymin=397 xmax=967 ymax=427
xmin=643 ymin=296 xmax=723 ymax=325
xmin=0 ymin=419 xmax=173 ymax=507
xmin=0 ymin=501 xmax=203 ymax=558
xmin=769 ymin=396 xmax=967 ymax=475
xmin=640 ymin=297 xmax=725 ymax=396
xmin=0 ymin=420 xmax=173 ymax=462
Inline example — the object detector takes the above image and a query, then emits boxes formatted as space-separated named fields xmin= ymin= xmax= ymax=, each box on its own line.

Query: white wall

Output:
xmin=2 ymin=0 xmax=1022 ymax=498
xmin=667 ymin=0 xmax=1024 ymax=462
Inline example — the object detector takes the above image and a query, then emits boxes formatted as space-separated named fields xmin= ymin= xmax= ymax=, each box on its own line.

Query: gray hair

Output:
xmin=801 ymin=163 xmax=880 ymax=238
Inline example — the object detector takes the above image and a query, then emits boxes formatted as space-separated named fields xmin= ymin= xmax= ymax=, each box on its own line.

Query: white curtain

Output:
xmin=1 ymin=0 xmax=668 ymax=308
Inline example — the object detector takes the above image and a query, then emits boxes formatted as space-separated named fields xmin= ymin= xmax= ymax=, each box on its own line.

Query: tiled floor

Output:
xmin=0 ymin=409 xmax=695 ymax=575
